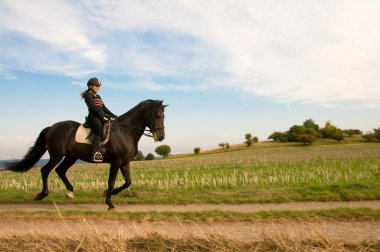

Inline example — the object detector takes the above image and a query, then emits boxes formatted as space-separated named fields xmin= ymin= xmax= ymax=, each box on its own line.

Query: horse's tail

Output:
xmin=6 ymin=127 xmax=50 ymax=172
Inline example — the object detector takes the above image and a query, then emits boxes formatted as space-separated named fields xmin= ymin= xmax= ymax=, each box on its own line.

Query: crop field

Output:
xmin=0 ymin=141 xmax=379 ymax=251
xmin=0 ymin=142 xmax=379 ymax=204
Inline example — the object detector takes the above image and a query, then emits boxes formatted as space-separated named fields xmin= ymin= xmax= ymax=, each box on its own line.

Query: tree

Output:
xmin=268 ymin=131 xmax=288 ymax=142
xmin=287 ymin=125 xmax=306 ymax=142
xmin=374 ymin=127 xmax=380 ymax=141
xmin=362 ymin=132 xmax=375 ymax=142
xmin=155 ymin=145 xmax=171 ymax=158
xmin=320 ymin=120 xmax=340 ymax=138
xmin=343 ymin=129 xmax=363 ymax=137
xmin=253 ymin=136 xmax=259 ymax=143
xmin=320 ymin=120 xmax=343 ymax=140
xmin=225 ymin=143 xmax=230 ymax=149
xmin=245 ymin=133 xmax=253 ymax=146
xmin=218 ymin=143 xmax=226 ymax=149
xmin=145 ymin=153 xmax=155 ymax=160
xmin=134 ymin=151 xmax=144 ymax=161
xmin=194 ymin=147 xmax=201 ymax=154
xmin=303 ymin=119 xmax=320 ymax=132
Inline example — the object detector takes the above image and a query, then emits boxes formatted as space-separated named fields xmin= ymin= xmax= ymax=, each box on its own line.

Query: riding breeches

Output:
xmin=87 ymin=115 xmax=103 ymax=139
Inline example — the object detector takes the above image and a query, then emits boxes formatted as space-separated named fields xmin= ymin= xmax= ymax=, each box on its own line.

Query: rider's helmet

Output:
xmin=87 ymin=77 xmax=101 ymax=87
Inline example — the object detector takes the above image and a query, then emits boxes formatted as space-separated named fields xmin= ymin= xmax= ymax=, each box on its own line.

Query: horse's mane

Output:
xmin=119 ymin=99 xmax=163 ymax=120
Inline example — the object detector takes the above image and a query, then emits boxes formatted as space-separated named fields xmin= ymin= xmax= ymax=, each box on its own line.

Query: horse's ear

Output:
xmin=160 ymin=100 xmax=164 ymax=105
xmin=163 ymin=104 xmax=169 ymax=108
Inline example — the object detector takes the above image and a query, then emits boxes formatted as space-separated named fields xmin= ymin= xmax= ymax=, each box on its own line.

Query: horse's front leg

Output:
xmin=112 ymin=162 xmax=132 ymax=195
xmin=105 ymin=159 xmax=121 ymax=210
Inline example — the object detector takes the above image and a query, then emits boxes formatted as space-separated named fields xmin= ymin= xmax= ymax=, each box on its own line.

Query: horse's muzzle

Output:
xmin=153 ymin=129 xmax=165 ymax=142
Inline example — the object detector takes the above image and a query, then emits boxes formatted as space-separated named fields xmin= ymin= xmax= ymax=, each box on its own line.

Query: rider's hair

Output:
xmin=80 ymin=88 xmax=91 ymax=99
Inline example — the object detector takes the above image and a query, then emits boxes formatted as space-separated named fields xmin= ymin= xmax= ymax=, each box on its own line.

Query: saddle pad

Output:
xmin=75 ymin=124 xmax=91 ymax=144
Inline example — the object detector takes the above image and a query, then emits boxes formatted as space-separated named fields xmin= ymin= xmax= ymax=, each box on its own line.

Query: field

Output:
xmin=0 ymin=140 xmax=380 ymax=251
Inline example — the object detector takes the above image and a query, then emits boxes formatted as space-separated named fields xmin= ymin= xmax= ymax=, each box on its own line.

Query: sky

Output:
xmin=0 ymin=0 xmax=379 ymax=160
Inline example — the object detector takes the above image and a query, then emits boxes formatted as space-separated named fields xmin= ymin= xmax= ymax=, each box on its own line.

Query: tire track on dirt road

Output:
xmin=0 ymin=200 xmax=379 ymax=212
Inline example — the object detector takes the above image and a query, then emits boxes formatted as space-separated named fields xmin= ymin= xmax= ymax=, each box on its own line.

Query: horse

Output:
xmin=5 ymin=99 xmax=167 ymax=210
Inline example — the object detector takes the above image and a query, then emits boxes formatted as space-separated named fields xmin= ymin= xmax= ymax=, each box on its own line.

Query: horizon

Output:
xmin=1 ymin=1 xmax=380 ymax=159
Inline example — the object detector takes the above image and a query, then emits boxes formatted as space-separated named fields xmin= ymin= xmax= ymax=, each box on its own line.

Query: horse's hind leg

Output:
xmin=112 ymin=163 xmax=132 ymax=195
xmin=55 ymin=156 xmax=77 ymax=200
xmin=34 ymin=156 xmax=62 ymax=200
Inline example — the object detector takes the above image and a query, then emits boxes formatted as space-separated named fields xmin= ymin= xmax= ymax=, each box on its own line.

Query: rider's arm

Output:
xmin=103 ymin=105 xmax=117 ymax=118
xmin=84 ymin=92 xmax=107 ymax=118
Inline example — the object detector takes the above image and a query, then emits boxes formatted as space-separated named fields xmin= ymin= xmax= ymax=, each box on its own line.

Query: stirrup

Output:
xmin=93 ymin=152 xmax=103 ymax=162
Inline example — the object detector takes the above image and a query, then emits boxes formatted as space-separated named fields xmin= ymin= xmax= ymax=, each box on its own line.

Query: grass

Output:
xmin=0 ymin=142 xmax=379 ymax=204
xmin=1 ymin=234 xmax=378 ymax=252
xmin=1 ymin=208 xmax=379 ymax=222
xmin=1 ymin=229 xmax=379 ymax=252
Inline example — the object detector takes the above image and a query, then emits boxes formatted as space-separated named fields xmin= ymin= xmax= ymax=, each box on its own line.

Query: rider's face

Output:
xmin=91 ymin=85 xmax=100 ymax=93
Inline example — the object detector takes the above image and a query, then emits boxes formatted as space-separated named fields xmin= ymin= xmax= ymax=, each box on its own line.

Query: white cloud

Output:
xmin=0 ymin=0 xmax=106 ymax=75
xmin=0 ymin=64 xmax=17 ymax=80
xmin=1 ymin=0 xmax=380 ymax=107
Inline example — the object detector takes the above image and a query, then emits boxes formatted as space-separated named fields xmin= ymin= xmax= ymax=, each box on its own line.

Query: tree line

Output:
xmin=134 ymin=145 xmax=172 ymax=161
xmin=135 ymin=119 xmax=379 ymax=159
xmin=268 ymin=118 xmax=379 ymax=145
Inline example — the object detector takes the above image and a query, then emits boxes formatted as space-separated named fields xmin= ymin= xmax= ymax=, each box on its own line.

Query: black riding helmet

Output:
xmin=87 ymin=77 xmax=101 ymax=87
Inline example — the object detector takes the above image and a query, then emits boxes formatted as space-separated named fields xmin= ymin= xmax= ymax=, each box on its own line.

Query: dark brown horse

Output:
xmin=5 ymin=99 xmax=167 ymax=210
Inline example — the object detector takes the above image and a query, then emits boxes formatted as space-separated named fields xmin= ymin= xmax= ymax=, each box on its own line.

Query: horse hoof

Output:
xmin=107 ymin=206 xmax=115 ymax=211
xmin=34 ymin=193 xmax=47 ymax=201
xmin=65 ymin=191 xmax=74 ymax=200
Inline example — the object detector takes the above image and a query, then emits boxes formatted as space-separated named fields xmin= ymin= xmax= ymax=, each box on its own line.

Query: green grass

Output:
xmin=1 ymin=208 xmax=379 ymax=222
xmin=0 ymin=142 xmax=379 ymax=204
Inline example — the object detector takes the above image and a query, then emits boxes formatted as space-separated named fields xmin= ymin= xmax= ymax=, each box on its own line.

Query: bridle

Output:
xmin=123 ymin=123 xmax=164 ymax=138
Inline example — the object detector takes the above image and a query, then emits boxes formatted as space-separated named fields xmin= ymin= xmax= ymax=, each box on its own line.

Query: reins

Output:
xmin=123 ymin=123 xmax=165 ymax=138
xmin=124 ymin=123 xmax=155 ymax=138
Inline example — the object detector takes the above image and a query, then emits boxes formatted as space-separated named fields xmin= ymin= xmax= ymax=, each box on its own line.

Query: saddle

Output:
xmin=75 ymin=119 xmax=114 ymax=145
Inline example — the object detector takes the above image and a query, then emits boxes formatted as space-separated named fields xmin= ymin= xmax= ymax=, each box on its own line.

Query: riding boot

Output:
xmin=91 ymin=135 xmax=103 ymax=162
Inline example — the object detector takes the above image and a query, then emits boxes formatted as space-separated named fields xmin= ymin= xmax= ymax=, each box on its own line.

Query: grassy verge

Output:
xmin=1 ymin=208 xmax=379 ymax=222
xmin=1 ymin=231 xmax=378 ymax=252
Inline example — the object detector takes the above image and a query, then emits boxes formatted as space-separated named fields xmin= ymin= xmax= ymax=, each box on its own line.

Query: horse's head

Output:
xmin=146 ymin=100 xmax=167 ymax=142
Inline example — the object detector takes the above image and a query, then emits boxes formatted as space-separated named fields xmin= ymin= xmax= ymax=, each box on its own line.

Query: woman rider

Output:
xmin=81 ymin=77 xmax=117 ymax=162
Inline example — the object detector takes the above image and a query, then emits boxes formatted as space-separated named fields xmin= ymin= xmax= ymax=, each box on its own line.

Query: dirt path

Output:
xmin=1 ymin=200 xmax=380 ymax=212
xmin=1 ymin=201 xmax=379 ymax=242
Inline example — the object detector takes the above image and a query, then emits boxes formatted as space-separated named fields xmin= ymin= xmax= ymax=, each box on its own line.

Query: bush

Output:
xmin=155 ymin=145 xmax=171 ymax=158
xmin=297 ymin=134 xmax=316 ymax=145
xmin=363 ymin=132 xmax=376 ymax=142
xmin=253 ymin=137 xmax=259 ymax=143
xmin=145 ymin=153 xmax=155 ymax=160
xmin=333 ymin=130 xmax=345 ymax=142
xmin=134 ymin=151 xmax=144 ymax=161
xmin=194 ymin=147 xmax=201 ymax=154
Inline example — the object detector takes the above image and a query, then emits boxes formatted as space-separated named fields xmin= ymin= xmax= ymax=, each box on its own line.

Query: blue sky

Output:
xmin=1 ymin=0 xmax=380 ymax=159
